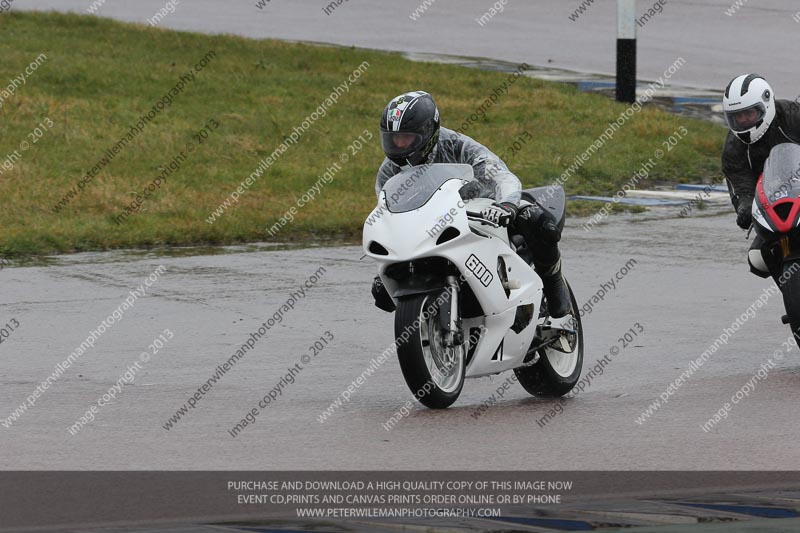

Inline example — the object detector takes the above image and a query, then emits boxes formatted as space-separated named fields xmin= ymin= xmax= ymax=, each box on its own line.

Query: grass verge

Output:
xmin=0 ymin=12 xmax=724 ymax=255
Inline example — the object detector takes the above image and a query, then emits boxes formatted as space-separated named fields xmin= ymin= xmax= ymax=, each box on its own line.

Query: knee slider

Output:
xmin=517 ymin=204 xmax=561 ymax=244
xmin=531 ymin=206 xmax=561 ymax=243
xmin=748 ymin=249 xmax=770 ymax=278
xmin=539 ymin=218 xmax=561 ymax=243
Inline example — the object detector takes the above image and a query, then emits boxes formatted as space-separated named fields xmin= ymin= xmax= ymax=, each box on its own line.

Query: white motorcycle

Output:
xmin=364 ymin=164 xmax=583 ymax=408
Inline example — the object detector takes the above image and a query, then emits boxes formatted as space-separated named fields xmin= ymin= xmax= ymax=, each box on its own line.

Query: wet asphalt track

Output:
xmin=3 ymin=212 xmax=800 ymax=470
xmin=15 ymin=0 xmax=800 ymax=98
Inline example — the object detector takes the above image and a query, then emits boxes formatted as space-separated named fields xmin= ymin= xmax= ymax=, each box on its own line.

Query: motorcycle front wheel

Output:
xmin=780 ymin=258 xmax=800 ymax=343
xmin=395 ymin=290 xmax=465 ymax=409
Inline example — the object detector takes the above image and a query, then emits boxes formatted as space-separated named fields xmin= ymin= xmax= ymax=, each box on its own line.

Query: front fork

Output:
xmin=779 ymin=235 xmax=791 ymax=258
xmin=439 ymin=275 xmax=463 ymax=348
xmin=765 ymin=235 xmax=794 ymax=283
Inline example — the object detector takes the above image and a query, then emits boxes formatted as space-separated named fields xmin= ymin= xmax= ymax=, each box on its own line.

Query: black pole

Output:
xmin=616 ymin=0 xmax=637 ymax=103
xmin=616 ymin=39 xmax=636 ymax=103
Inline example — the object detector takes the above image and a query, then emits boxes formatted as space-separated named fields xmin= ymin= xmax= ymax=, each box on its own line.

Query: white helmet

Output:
xmin=722 ymin=74 xmax=775 ymax=144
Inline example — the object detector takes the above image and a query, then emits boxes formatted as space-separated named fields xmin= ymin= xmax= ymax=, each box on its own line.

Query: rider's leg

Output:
xmin=748 ymin=235 xmax=783 ymax=286
xmin=513 ymin=203 xmax=571 ymax=318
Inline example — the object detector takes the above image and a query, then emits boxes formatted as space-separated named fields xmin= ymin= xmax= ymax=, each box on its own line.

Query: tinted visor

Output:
xmin=380 ymin=131 xmax=425 ymax=159
xmin=725 ymin=103 xmax=766 ymax=132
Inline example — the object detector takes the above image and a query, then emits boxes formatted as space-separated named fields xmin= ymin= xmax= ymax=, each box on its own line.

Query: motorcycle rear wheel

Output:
xmin=514 ymin=281 xmax=583 ymax=397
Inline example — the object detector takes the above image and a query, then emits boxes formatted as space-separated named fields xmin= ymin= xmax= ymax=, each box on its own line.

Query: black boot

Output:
xmin=535 ymin=259 xmax=571 ymax=318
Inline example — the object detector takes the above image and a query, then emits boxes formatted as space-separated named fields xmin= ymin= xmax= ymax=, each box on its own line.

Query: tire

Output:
xmin=514 ymin=281 xmax=583 ymax=397
xmin=780 ymin=259 xmax=800 ymax=342
xmin=394 ymin=291 xmax=466 ymax=409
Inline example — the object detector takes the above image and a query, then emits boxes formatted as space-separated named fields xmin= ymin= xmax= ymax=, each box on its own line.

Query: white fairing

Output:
xmin=752 ymin=196 xmax=771 ymax=232
xmin=363 ymin=164 xmax=542 ymax=378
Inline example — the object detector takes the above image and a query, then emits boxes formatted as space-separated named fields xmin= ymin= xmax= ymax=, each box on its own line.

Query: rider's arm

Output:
xmin=375 ymin=158 xmax=401 ymax=198
xmin=721 ymin=132 xmax=757 ymax=210
xmin=452 ymin=132 xmax=522 ymax=205
xmin=780 ymin=99 xmax=800 ymax=141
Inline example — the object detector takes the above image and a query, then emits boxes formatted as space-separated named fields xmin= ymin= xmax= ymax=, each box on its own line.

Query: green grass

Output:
xmin=0 ymin=12 xmax=725 ymax=256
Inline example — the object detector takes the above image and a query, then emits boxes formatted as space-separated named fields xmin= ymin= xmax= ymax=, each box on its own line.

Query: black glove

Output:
xmin=371 ymin=276 xmax=395 ymax=312
xmin=481 ymin=202 xmax=518 ymax=227
xmin=736 ymin=201 xmax=753 ymax=230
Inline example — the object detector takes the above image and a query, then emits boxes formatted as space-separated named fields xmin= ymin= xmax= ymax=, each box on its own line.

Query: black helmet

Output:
xmin=380 ymin=91 xmax=440 ymax=166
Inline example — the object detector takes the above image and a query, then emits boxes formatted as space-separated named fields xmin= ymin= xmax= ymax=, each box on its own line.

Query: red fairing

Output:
xmin=757 ymin=174 xmax=800 ymax=233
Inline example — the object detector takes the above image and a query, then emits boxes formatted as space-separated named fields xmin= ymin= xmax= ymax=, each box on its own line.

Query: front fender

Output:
xmin=392 ymin=276 xmax=449 ymax=299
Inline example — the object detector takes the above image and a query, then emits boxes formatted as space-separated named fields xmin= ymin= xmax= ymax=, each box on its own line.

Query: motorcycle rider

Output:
xmin=371 ymin=90 xmax=572 ymax=318
xmin=722 ymin=74 xmax=800 ymax=279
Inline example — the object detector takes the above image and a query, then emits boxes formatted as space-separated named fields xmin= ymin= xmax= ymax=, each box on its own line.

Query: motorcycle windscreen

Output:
xmin=383 ymin=164 xmax=475 ymax=213
xmin=762 ymin=143 xmax=800 ymax=203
